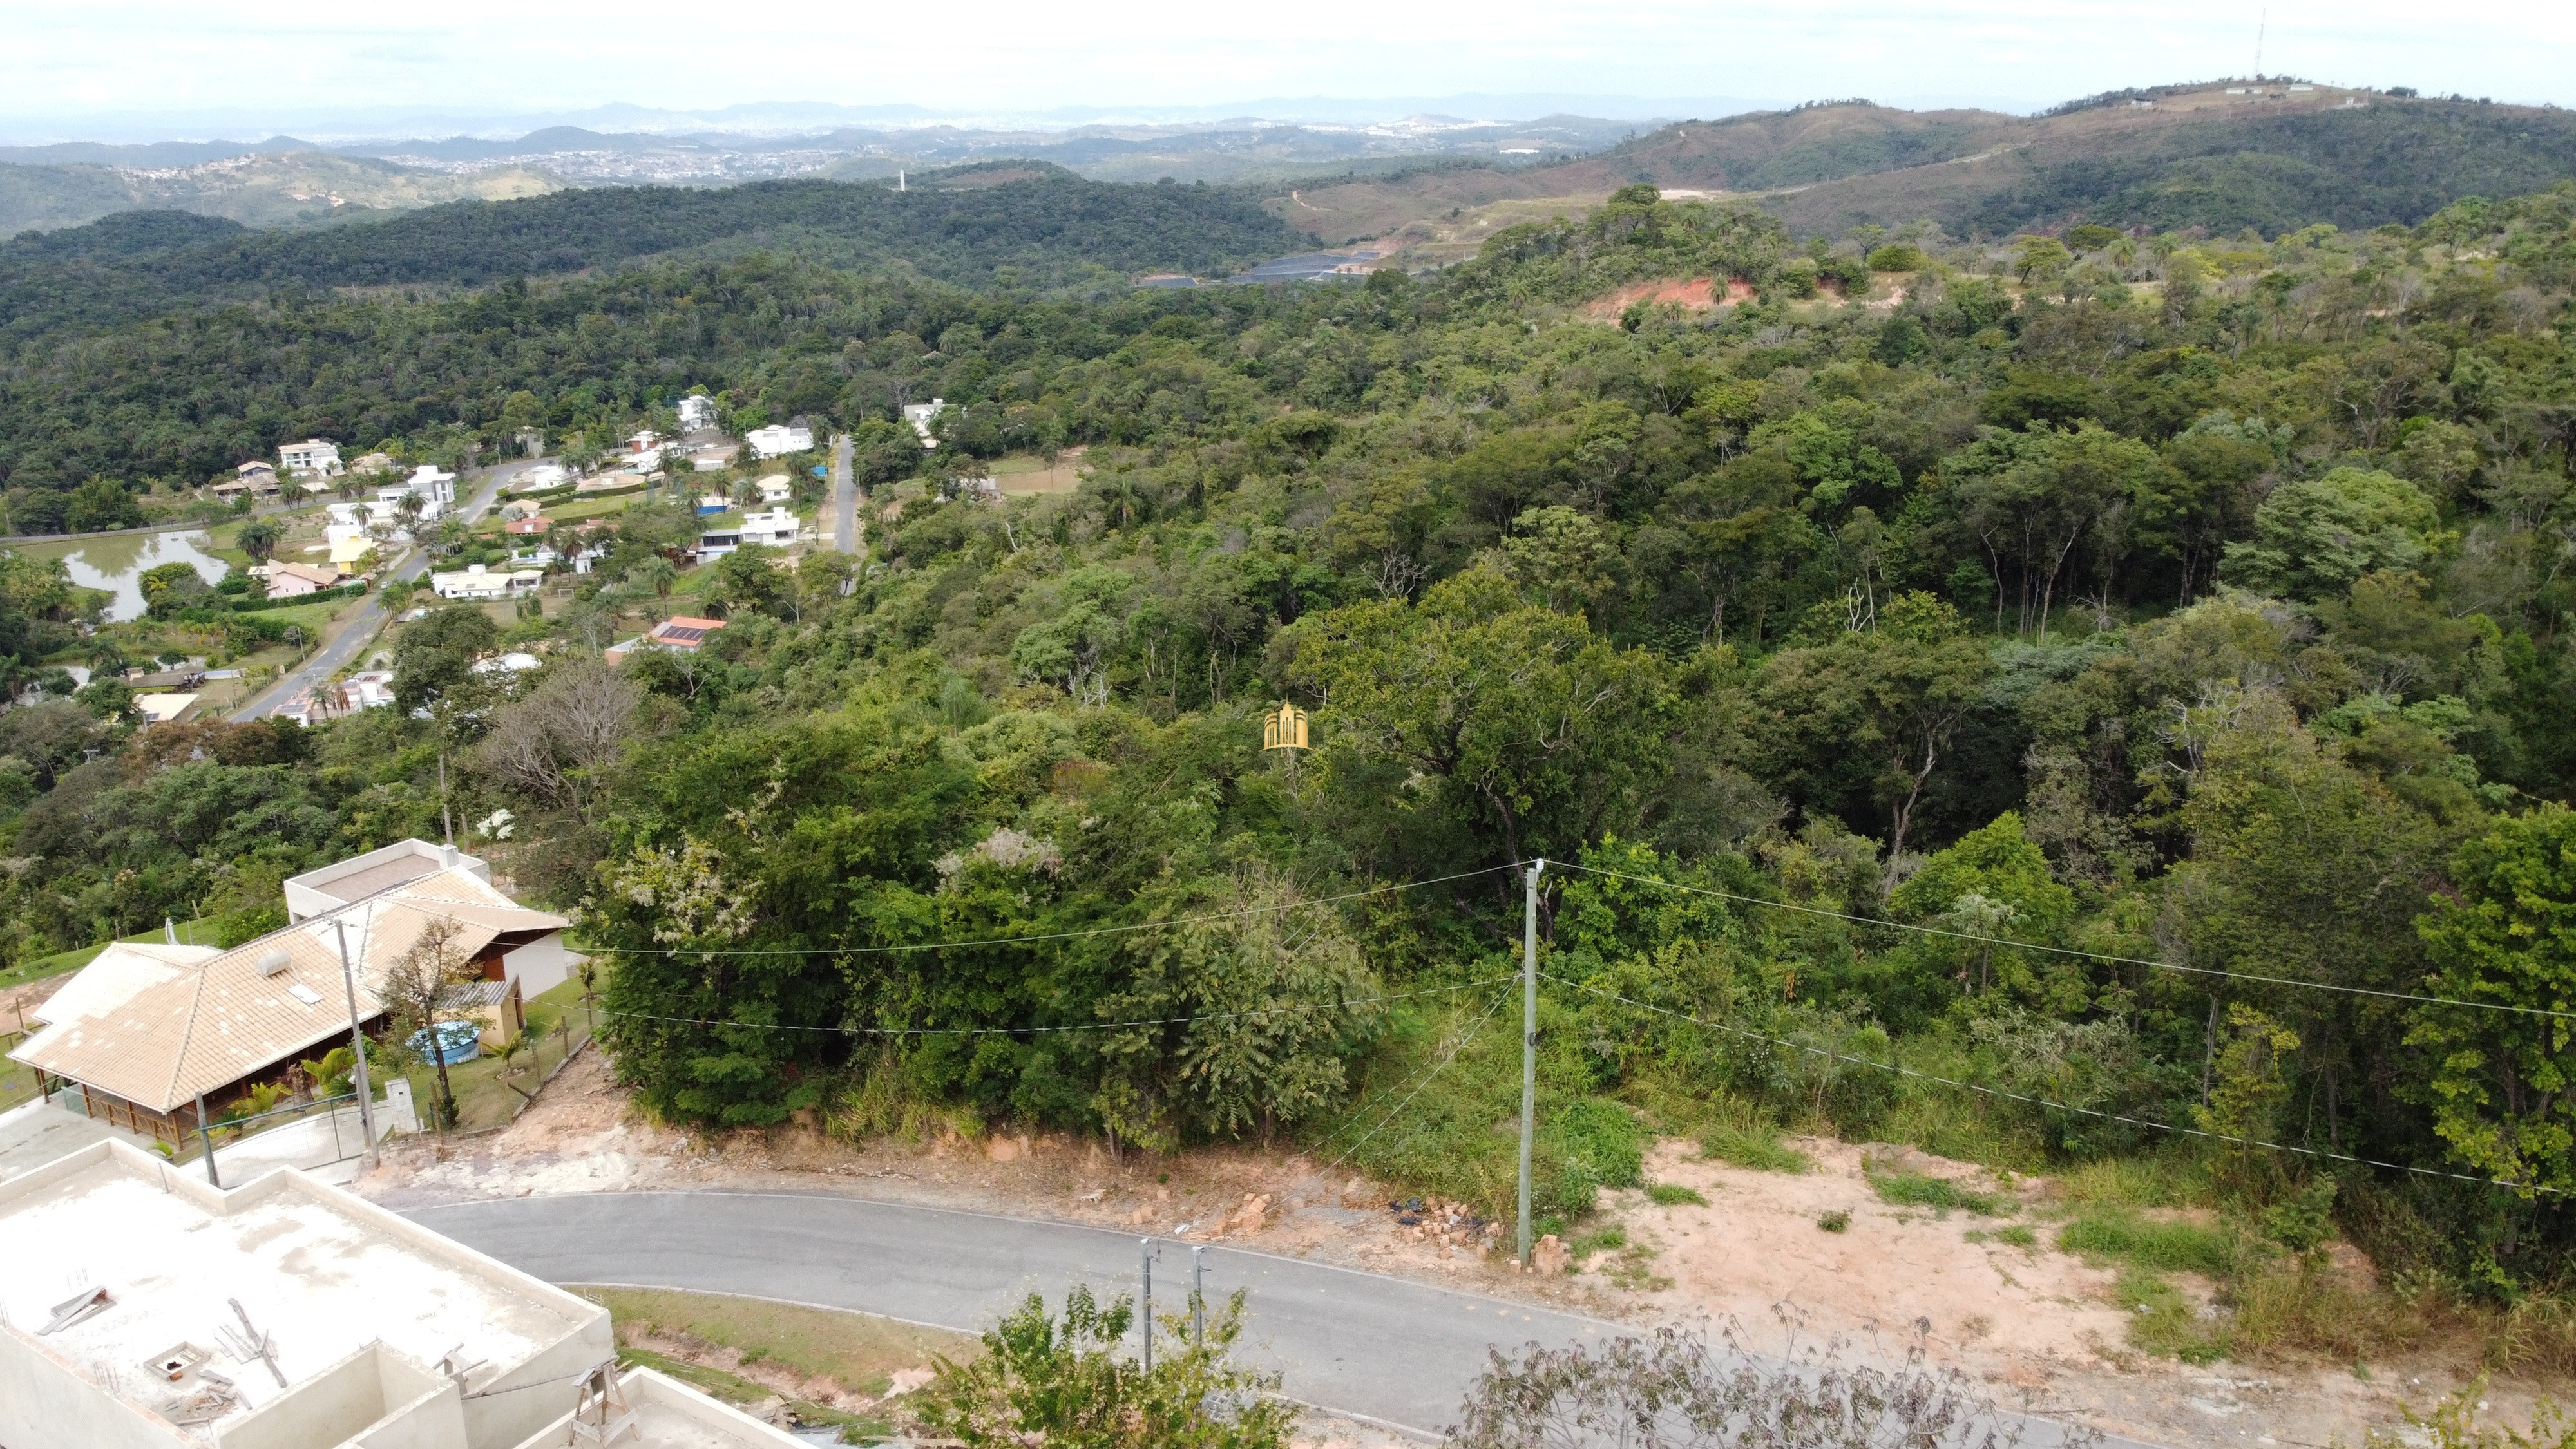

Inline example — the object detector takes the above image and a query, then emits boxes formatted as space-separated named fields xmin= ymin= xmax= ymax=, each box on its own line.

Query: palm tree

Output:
xmin=633 ymin=556 xmax=677 ymax=600
xmin=236 ymin=517 xmax=282 ymax=565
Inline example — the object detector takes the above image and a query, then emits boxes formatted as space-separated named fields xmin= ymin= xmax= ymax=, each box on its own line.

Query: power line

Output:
xmin=577 ymin=864 xmax=1514 ymax=958
xmin=1540 ymin=971 xmax=2567 ymax=1199
xmin=1328 ymin=985 xmax=1515 ymax=1170
xmin=596 ymin=977 xmax=1516 ymax=1039
xmin=1552 ymin=860 xmax=2576 ymax=1025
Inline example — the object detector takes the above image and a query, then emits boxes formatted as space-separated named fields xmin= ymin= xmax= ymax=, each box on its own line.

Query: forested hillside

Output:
xmin=0 ymin=164 xmax=1292 ymax=363
xmin=10 ymin=176 xmax=2576 ymax=1350
xmin=1281 ymin=88 xmax=2576 ymax=252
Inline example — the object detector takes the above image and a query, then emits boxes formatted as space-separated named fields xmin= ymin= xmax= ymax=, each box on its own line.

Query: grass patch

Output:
xmin=1570 ymin=1225 xmax=1627 ymax=1258
xmin=2054 ymin=1151 xmax=2215 ymax=1211
xmin=1818 ymin=1209 xmax=1851 ymax=1233
xmin=2057 ymin=1208 xmax=2240 ymax=1276
xmin=1868 ymin=1170 xmax=2008 ymax=1217
xmin=1646 ymin=1182 xmax=1708 ymax=1207
xmin=577 ymin=1285 xmax=976 ymax=1429
xmin=1701 ymin=1122 xmax=1813 ymax=1174
xmin=2117 ymin=1267 xmax=2228 ymax=1363
xmin=1965 ymin=1224 xmax=2038 ymax=1248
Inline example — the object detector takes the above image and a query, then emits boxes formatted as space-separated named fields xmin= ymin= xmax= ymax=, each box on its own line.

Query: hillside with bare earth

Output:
xmin=1275 ymin=84 xmax=2576 ymax=256
xmin=0 ymin=150 xmax=560 ymax=236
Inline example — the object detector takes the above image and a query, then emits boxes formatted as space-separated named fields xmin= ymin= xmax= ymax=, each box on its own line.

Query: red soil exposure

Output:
xmin=1585 ymin=276 xmax=1755 ymax=319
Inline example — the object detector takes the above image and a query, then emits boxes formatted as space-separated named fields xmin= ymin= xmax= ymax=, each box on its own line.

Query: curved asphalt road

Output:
xmin=408 ymin=1191 xmax=2146 ymax=1444
xmin=234 ymin=459 xmax=533 ymax=719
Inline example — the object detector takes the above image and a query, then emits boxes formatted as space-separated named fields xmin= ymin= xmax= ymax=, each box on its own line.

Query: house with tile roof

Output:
xmin=8 ymin=842 xmax=577 ymax=1146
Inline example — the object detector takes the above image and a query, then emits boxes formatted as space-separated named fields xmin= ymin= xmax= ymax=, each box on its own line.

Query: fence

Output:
xmin=191 ymin=1088 xmax=390 ymax=1188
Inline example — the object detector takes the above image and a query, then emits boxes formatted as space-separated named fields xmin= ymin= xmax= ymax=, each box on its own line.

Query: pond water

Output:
xmin=18 ymin=529 xmax=230 ymax=622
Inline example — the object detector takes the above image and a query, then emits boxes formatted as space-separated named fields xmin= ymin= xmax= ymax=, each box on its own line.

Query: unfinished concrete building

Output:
xmin=0 ymin=1139 xmax=805 ymax=1448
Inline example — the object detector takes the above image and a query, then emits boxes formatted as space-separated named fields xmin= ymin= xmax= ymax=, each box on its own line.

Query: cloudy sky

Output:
xmin=5 ymin=0 xmax=2569 ymax=138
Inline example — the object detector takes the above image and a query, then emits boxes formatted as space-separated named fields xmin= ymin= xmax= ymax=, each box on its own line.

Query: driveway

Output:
xmin=406 ymin=1190 xmax=2141 ymax=1444
xmin=233 ymin=459 xmax=534 ymax=719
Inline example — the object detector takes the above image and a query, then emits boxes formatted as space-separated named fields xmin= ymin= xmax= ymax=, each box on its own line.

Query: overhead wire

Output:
xmin=1325 ymin=985 xmax=1516 ymax=1170
xmin=1540 ymin=969 xmax=2566 ymax=1199
xmin=1550 ymin=859 xmax=2575 ymax=1025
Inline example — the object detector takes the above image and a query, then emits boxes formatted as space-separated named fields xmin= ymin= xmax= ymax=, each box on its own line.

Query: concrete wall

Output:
xmin=218 ymin=1341 xmax=461 ymax=1449
xmin=0 ymin=1320 xmax=193 ymax=1449
xmin=499 ymin=934 xmax=580 ymax=999
xmin=505 ymin=1367 xmax=807 ymax=1449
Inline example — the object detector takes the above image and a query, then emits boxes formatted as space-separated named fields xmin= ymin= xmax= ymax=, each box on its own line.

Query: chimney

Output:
xmin=441 ymin=842 xmax=461 ymax=869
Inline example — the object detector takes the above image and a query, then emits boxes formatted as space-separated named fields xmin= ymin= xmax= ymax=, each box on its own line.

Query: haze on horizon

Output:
xmin=5 ymin=0 xmax=2571 ymax=144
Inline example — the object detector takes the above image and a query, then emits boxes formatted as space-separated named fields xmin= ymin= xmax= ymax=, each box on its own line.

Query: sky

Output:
xmin=5 ymin=0 xmax=2571 ymax=140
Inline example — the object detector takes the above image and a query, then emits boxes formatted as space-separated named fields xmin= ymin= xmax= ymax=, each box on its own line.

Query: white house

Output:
xmin=278 ymin=438 xmax=343 ymax=477
xmin=678 ymin=394 xmax=718 ymax=431
xmin=738 ymin=507 xmax=802 ymax=546
xmin=381 ymin=464 xmax=456 ymax=507
xmin=744 ymin=423 xmax=813 ymax=458
xmin=903 ymin=397 xmax=947 ymax=446
xmin=280 ymin=668 xmax=396 ymax=726
xmin=430 ymin=564 xmax=542 ymax=600
xmin=756 ymin=473 xmax=794 ymax=504
xmin=517 ymin=462 xmax=570 ymax=490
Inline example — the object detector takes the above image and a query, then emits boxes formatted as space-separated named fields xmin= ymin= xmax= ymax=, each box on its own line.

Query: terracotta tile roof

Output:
xmin=10 ymin=867 xmax=568 ymax=1113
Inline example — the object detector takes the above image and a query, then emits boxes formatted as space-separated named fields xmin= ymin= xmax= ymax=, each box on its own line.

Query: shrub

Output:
xmin=1865 ymin=243 xmax=1929 ymax=272
xmin=915 ymin=1284 xmax=1294 ymax=1449
xmin=1449 ymin=1323 xmax=2032 ymax=1449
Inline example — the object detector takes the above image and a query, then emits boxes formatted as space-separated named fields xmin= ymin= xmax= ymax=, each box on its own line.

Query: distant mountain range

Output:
xmin=0 ymin=114 xmax=1648 ymax=236
xmin=8 ymin=82 xmax=2572 ymax=249
xmin=1271 ymin=82 xmax=2576 ymax=252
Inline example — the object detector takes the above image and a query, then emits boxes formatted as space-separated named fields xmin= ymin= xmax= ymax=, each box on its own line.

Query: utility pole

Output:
xmin=197 ymin=1092 xmax=219 ymax=1188
xmin=334 ymin=919 xmax=378 ymax=1168
xmin=1139 ymin=1238 xmax=1154 ymax=1372
xmin=1518 ymin=858 xmax=1545 ymax=1268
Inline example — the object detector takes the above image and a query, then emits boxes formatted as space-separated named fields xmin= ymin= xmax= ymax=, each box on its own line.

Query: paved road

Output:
xmin=233 ymin=460 xmax=530 ymax=719
xmin=407 ymin=1191 xmax=2145 ymax=1444
xmin=832 ymin=433 xmax=857 ymax=556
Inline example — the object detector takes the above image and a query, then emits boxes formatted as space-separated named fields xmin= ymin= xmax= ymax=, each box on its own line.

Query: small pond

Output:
xmin=18 ymin=529 xmax=231 ymax=622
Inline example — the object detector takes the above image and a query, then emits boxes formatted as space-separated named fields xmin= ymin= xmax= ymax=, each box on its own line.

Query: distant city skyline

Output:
xmin=4 ymin=0 xmax=2568 ymax=145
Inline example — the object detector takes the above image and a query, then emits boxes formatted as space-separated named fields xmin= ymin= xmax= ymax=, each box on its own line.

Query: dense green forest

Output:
xmin=10 ymin=171 xmax=2576 ymax=1354
xmin=1960 ymin=103 xmax=2576 ymax=238
xmin=0 ymin=163 xmax=1290 ymax=376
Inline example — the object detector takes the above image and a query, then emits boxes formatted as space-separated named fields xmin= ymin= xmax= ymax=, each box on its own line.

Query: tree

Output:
xmin=1934 ymin=424 xmax=2173 ymax=636
xmin=377 ymin=913 xmax=482 ymax=1128
xmin=1290 ymin=562 xmax=1679 ymax=869
xmin=236 ymin=517 xmax=282 ymax=565
xmin=477 ymin=658 xmax=646 ymax=826
xmin=2220 ymin=466 xmax=2441 ymax=600
xmin=2410 ymin=804 xmax=2576 ymax=1200
xmin=138 ymin=561 xmax=213 ymax=616
xmin=392 ymin=605 xmax=502 ymax=714
xmin=1091 ymin=866 xmax=1380 ymax=1146
xmin=1501 ymin=506 xmax=1617 ymax=613
xmin=64 ymin=477 xmax=144 ymax=533
xmin=1753 ymin=593 xmax=1994 ymax=894
xmin=916 ymin=1285 xmax=1293 ymax=1449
